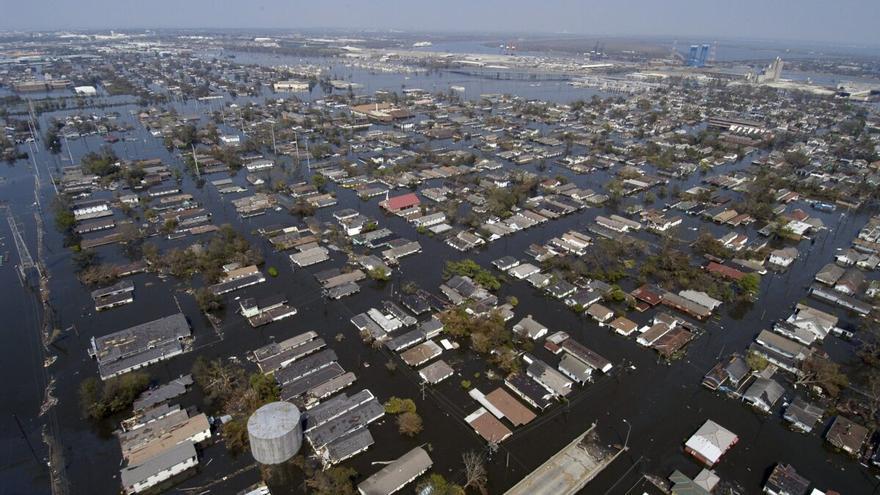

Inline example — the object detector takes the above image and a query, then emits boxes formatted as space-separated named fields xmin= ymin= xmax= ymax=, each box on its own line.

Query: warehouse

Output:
xmin=89 ymin=313 xmax=191 ymax=380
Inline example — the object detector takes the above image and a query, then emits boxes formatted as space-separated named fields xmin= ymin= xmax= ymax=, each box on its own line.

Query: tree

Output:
xmin=52 ymin=198 xmax=76 ymax=233
xmin=305 ymin=466 xmax=357 ymax=495
xmin=78 ymin=372 xmax=151 ymax=420
xmin=692 ymin=232 xmax=732 ymax=259
xmin=746 ymin=351 xmax=768 ymax=371
xmin=191 ymin=356 xmax=246 ymax=409
xmin=367 ymin=267 xmax=390 ymax=281
xmin=416 ymin=473 xmax=466 ymax=495
xmin=784 ymin=150 xmax=810 ymax=168
xmin=221 ymin=418 xmax=250 ymax=455
xmin=80 ymin=146 xmax=119 ymax=177
xmin=250 ymin=373 xmax=280 ymax=403
xmin=738 ymin=273 xmax=761 ymax=297
xmin=444 ymin=259 xmax=500 ymax=291
xmin=292 ymin=199 xmax=316 ymax=217
xmin=397 ymin=411 xmax=423 ymax=437
xmin=312 ymin=173 xmax=327 ymax=190
xmin=384 ymin=397 xmax=417 ymax=414
xmin=462 ymin=451 xmax=488 ymax=494
xmin=292 ymin=455 xmax=357 ymax=495
xmin=195 ymin=287 xmax=223 ymax=312
xmin=794 ymin=355 xmax=849 ymax=398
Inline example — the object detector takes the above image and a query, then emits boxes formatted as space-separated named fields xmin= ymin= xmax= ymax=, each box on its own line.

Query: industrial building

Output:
xmin=89 ymin=313 xmax=191 ymax=380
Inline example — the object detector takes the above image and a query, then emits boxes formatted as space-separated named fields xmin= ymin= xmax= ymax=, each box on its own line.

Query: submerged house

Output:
xmin=783 ymin=397 xmax=823 ymax=433
xmin=825 ymin=416 xmax=868 ymax=456
xmin=684 ymin=420 xmax=738 ymax=466
xmin=512 ymin=316 xmax=548 ymax=340
xmin=702 ymin=355 xmax=750 ymax=391
xmin=763 ymin=463 xmax=810 ymax=495
xmin=741 ymin=377 xmax=784 ymax=413
xmin=357 ymin=447 xmax=432 ymax=495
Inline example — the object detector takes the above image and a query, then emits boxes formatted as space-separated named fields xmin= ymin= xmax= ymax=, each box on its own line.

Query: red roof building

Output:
xmin=706 ymin=262 xmax=746 ymax=281
xmin=631 ymin=284 xmax=663 ymax=306
xmin=380 ymin=192 xmax=420 ymax=213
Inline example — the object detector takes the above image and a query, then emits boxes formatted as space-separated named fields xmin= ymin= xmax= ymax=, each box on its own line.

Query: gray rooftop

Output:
xmin=120 ymin=440 xmax=197 ymax=490
xmin=132 ymin=375 xmax=193 ymax=412
xmin=92 ymin=313 xmax=190 ymax=368
xmin=357 ymin=447 xmax=433 ymax=495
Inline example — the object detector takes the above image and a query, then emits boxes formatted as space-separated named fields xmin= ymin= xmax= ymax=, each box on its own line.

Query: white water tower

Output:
xmin=247 ymin=401 xmax=302 ymax=464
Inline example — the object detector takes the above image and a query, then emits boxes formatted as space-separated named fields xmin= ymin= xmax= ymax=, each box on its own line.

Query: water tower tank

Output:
xmin=247 ymin=401 xmax=302 ymax=464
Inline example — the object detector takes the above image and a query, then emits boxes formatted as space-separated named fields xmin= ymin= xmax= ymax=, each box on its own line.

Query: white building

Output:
xmin=74 ymin=85 xmax=97 ymax=96
xmin=684 ymin=420 xmax=738 ymax=466
xmin=512 ymin=316 xmax=548 ymax=340
xmin=72 ymin=200 xmax=109 ymax=217
xmin=121 ymin=441 xmax=198 ymax=494
xmin=274 ymin=80 xmax=310 ymax=92
xmin=412 ymin=212 xmax=446 ymax=228
xmin=220 ymin=134 xmax=241 ymax=145
xmin=769 ymin=247 xmax=798 ymax=268
xmin=245 ymin=159 xmax=274 ymax=172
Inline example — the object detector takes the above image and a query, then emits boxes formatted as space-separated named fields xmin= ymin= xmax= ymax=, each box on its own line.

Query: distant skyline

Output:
xmin=2 ymin=0 xmax=879 ymax=46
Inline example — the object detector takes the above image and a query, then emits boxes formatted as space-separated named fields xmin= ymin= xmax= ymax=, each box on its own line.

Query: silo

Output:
xmin=247 ymin=401 xmax=302 ymax=464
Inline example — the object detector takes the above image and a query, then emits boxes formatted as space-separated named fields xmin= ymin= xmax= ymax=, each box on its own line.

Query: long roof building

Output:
xmin=90 ymin=313 xmax=191 ymax=380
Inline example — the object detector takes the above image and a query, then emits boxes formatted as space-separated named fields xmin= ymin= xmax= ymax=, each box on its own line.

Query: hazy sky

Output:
xmin=2 ymin=0 xmax=879 ymax=45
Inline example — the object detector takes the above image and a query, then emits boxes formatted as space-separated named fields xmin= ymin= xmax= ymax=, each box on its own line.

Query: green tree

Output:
xmin=195 ymin=287 xmax=223 ymax=312
xmin=746 ymin=351 xmax=769 ymax=371
xmin=304 ymin=465 xmax=357 ymax=495
xmin=250 ymin=373 xmax=280 ymax=403
xmin=312 ymin=173 xmax=327 ymax=189
xmin=384 ymin=397 xmax=417 ymax=414
xmin=738 ymin=273 xmax=761 ymax=296
xmin=416 ymin=473 xmax=466 ymax=495
xmin=78 ymin=372 xmax=151 ymax=420
xmin=444 ymin=259 xmax=500 ymax=291
xmin=221 ymin=418 xmax=249 ymax=455
xmin=367 ymin=267 xmax=390 ymax=281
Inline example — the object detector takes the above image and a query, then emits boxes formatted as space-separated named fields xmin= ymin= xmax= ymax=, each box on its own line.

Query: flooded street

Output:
xmin=1 ymin=52 xmax=878 ymax=495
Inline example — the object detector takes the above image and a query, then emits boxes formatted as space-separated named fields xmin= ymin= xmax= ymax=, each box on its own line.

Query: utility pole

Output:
xmin=304 ymin=136 xmax=311 ymax=172
xmin=62 ymin=135 xmax=74 ymax=164
xmin=13 ymin=414 xmax=42 ymax=466
xmin=191 ymin=144 xmax=200 ymax=178
xmin=293 ymin=130 xmax=301 ymax=170
xmin=268 ymin=121 xmax=277 ymax=155
xmin=622 ymin=419 xmax=631 ymax=450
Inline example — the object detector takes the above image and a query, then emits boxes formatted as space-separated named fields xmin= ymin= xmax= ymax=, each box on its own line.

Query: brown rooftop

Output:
xmin=485 ymin=388 xmax=536 ymax=427
xmin=467 ymin=409 xmax=512 ymax=444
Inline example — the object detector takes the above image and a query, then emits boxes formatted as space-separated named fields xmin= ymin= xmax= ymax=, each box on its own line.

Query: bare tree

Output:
xmin=462 ymin=451 xmax=488 ymax=494
xmin=396 ymin=412 xmax=423 ymax=437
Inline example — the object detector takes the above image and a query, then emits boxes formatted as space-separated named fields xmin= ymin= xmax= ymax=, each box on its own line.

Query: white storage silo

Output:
xmin=247 ymin=401 xmax=302 ymax=464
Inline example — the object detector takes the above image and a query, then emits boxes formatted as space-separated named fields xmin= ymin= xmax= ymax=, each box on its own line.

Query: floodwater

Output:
xmin=1 ymin=57 xmax=878 ymax=495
